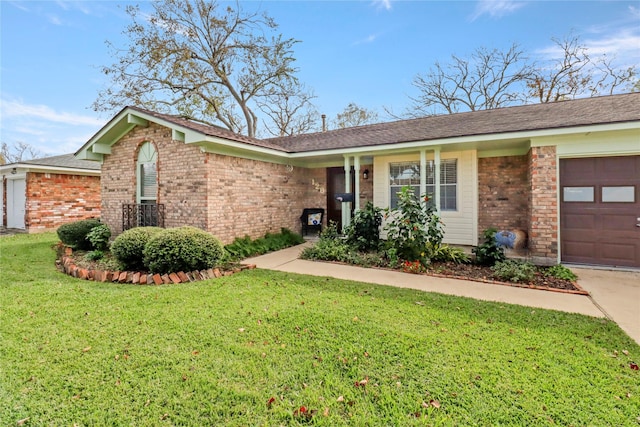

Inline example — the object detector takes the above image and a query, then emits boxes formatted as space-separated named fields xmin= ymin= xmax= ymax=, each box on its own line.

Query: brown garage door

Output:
xmin=560 ymin=156 xmax=640 ymax=268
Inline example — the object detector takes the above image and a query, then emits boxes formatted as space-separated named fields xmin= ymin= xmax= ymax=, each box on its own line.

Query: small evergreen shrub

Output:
xmin=544 ymin=264 xmax=578 ymax=281
xmin=345 ymin=202 xmax=383 ymax=252
xmin=57 ymin=218 xmax=102 ymax=250
xmin=111 ymin=227 xmax=164 ymax=271
xmin=86 ymin=224 xmax=111 ymax=251
xmin=492 ymin=260 xmax=536 ymax=283
xmin=473 ymin=228 xmax=506 ymax=266
xmin=143 ymin=226 xmax=225 ymax=275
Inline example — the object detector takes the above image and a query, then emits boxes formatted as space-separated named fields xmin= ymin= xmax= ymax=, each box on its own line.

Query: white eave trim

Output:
xmin=0 ymin=164 xmax=101 ymax=176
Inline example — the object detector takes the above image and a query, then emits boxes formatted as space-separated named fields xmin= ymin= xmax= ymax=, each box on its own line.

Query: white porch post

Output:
xmin=434 ymin=148 xmax=441 ymax=212
xmin=343 ymin=156 xmax=352 ymax=231
xmin=420 ymin=149 xmax=427 ymax=204
xmin=354 ymin=156 xmax=361 ymax=212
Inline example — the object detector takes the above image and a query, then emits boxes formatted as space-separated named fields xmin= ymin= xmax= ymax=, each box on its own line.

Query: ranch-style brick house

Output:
xmin=76 ymin=93 xmax=640 ymax=268
xmin=0 ymin=154 xmax=101 ymax=232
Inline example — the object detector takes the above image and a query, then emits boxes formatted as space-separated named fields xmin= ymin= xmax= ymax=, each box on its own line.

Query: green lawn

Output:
xmin=1 ymin=233 xmax=639 ymax=426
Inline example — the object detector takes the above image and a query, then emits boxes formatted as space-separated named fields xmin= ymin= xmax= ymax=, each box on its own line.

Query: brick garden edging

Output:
xmin=55 ymin=245 xmax=256 ymax=285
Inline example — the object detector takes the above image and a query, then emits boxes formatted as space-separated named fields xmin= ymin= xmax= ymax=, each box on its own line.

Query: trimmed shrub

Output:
xmin=143 ymin=226 xmax=225 ymax=275
xmin=111 ymin=227 xmax=164 ymax=271
xmin=57 ymin=219 xmax=102 ymax=250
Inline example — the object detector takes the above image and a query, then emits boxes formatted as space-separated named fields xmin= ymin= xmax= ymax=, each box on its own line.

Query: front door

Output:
xmin=326 ymin=167 xmax=355 ymax=230
xmin=560 ymin=156 xmax=640 ymax=267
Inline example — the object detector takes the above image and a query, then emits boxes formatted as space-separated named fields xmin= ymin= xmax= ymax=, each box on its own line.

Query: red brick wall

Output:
xmin=102 ymin=122 xmax=328 ymax=243
xmin=478 ymin=155 xmax=529 ymax=234
xmin=25 ymin=172 xmax=101 ymax=232
xmin=528 ymin=146 xmax=558 ymax=264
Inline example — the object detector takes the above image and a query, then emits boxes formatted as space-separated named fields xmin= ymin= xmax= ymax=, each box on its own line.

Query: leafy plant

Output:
xmin=225 ymin=228 xmax=304 ymax=261
xmin=110 ymin=227 xmax=164 ymax=271
xmin=383 ymin=186 xmax=442 ymax=265
xmin=84 ymin=250 xmax=105 ymax=261
xmin=544 ymin=264 xmax=578 ymax=281
xmin=300 ymin=235 xmax=351 ymax=262
xmin=473 ymin=228 xmax=506 ymax=266
xmin=85 ymin=224 xmax=111 ymax=251
xmin=56 ymin=218 xmax=102 ymax=250
xmin=492 ymin=259 xmax=536 ymax=283
xmin=143 ymin=226 xmax=225 ymax=274
xmin=345 ymin=202 xmax=383 ymax=251
xmin=428 ymin=243 xmax=470 ymax=264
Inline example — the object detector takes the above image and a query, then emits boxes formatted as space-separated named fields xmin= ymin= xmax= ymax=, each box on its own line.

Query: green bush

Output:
xmin=110 ymin=227 xmax=164 ymax=271
xmin=428 ymin=243 xmax=470 ymax=264
xmin=544 ymin=264 xmax=578 ymax=281
xmin=383 ymin=186 xmax=443 ymax=265
xmin=472 ymin=228 xmax=506 ymax=266
xmin=345 ymin=202 xmax=383 ymax=252
xmin=143 ymin=226 xmax=225 ymax=274
xmin=492 ymin=260 xmax=536 ymax=283
xmin=57 ymin=218 xmax=102 ymax=250
xmin=300 ymin=236 xmax=351 ymax=262
xmin=86 ymin=224 xmax=111 ymax=251
xmin=224 ymin=228 xmax=304 ymax=261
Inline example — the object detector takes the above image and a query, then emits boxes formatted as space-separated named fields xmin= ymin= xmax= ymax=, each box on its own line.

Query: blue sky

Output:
xmin=1 ymin=0 xmax=639 ymax=156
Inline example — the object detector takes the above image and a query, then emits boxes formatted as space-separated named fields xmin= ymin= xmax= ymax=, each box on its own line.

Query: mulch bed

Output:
xmin=425 ymin=262 xmax=587 ymax=295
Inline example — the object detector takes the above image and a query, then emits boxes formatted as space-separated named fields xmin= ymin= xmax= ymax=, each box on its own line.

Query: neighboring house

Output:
xmin=76 ymin=93 xmax=640 ymax=268
xmin=0 ymin=154 xmax=101 ymax=232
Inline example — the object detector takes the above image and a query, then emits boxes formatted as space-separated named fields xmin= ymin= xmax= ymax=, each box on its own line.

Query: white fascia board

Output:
xmin=195 ymin=135 xmax=290 ymax=159
xmin=0 ymin=164 xmax=100 ymax=176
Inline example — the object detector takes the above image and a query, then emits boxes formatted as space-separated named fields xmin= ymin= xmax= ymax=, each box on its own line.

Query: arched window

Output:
xmin=137 ymin=142 xmax=157 ymax=204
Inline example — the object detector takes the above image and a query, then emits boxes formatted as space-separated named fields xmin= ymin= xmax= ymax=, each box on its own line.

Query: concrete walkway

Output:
xmin=246 ymin=243 xmax=640 ymax=345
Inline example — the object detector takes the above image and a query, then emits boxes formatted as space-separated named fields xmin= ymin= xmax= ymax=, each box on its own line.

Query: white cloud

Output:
xmin=535 ymin=28 xmax=640 ymax=68
xmin=0 ymin=98 xmax=104 ymax=155
xmin=372 ymin=0 xmax=392 ymax=11
xmin=352 ymin=33 xmax=379 ymax=46
xmin=470 ymin=0 xmax=526 ymax=21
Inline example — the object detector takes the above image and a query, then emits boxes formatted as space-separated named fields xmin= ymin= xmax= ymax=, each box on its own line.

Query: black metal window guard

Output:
xmin=122 ymin=203 xmax=165 ymax=231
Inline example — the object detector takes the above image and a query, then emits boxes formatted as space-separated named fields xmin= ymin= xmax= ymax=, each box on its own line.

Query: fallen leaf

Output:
xmin=630 ymin=362 xmax=639 ymax=370
xmin=238 ymin=328 xmax=245 ymax=333
xmin=323 ymin=407 xmax=330 ymax=417
xmin=430 ymin=400 xmax=441 ymax=408
xmin=17 ymin=417 xmax=30 ymax=426
xmin=622 ymin=350 xmax=629 ymax=356
xmin=337 ymin=395 xmax=344 ymax=402
xmin=266 ymin=396 xmax=276 ymax=408
xmin=82 ymin=346 xmax=91 ymax=353
xmin=191 ymin=350 xmax=199 ymax=355
xmin=160 ymin=413 xmax=169 ymax=420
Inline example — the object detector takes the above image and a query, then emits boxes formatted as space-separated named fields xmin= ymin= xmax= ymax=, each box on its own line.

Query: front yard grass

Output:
xmin=1 ymin=233 xmax=639 ymax=426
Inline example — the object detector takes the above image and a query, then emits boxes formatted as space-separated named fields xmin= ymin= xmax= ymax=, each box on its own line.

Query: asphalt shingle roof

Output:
xmin=19 ymin=153 xmax=101 ymax=170
xmin=265 ymin=92 xmax=640 ymax=153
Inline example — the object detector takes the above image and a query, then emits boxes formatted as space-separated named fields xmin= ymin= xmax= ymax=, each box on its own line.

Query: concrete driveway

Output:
xmin=572 ymin=267 xmax=640 ymax=345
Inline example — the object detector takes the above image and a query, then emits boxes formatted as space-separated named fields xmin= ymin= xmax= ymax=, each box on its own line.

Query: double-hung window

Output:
xmin=389 ymin=158 xmax=457 ymax=211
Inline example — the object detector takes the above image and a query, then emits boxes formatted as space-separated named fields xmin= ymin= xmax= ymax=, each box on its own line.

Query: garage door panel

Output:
xmin=563 ymin=242 xmax=596 ymax=258
xmin=563 ymin=213 xmax=596 ymax=229
xmin=601 ymin=244 xmax=637 ymax=263
xmin=560 ymin=156 xmax=640 ymax=267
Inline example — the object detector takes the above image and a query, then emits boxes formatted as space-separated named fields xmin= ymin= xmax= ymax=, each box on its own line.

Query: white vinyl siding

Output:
xmin=374 ymin=150 xmax=477 ymax=245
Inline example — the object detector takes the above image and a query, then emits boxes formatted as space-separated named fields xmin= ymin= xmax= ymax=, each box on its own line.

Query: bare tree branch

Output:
xmin=92 ymin=0 xmax=302 ymax=137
